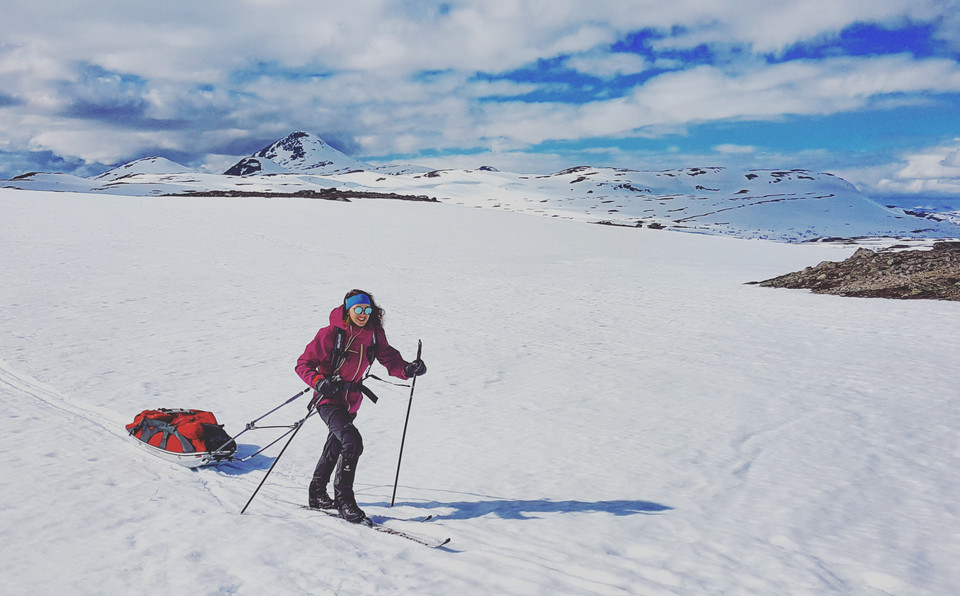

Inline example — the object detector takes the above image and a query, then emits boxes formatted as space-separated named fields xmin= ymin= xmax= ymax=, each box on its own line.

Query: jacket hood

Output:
xmin=328 ymin=306 xmax=348 ymax=329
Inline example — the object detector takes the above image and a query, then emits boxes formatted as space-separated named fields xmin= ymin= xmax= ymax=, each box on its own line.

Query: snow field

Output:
xmin=1 ymin=189 xmax=958 ymax=594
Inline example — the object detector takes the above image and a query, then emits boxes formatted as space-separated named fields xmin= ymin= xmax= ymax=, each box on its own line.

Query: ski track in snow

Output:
xmin=0 ymin=355 xmax=130 ymax=436
xmin=1 ymin=189 xmax=959 ymax=594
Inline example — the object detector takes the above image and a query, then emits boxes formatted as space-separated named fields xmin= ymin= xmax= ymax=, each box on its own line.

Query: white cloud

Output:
xmin=464 ymin=79 xmax=541 ymax=98
xmin=837 ymin=139 xmax=960 ymax=198
xmin=895 ymin=145 xmax=960 ymax=181
xmin=25 ymin=122 xmax=168 ymax=165
xmin=3 ymin=1 xmax=952 ymax=86
xmin=714 ymin=144 xmax=755 ymax=154
xmin=623 ymin=55 xmax=960 ymax=126
xmin=648 ymin=0 xmax=950 ymax=54
xmin=2 ymin=0 xmax=960 ymax=183
xmin=565 ymin=51 xmax=648 ymax=79
xmin=942 ymin=147 xmax=960 ymax=168
xmin=452 ymin=55 xmax=960 ymax=152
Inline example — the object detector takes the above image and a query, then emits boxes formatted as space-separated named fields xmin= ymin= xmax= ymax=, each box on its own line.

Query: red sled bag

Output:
xmin=126 ymin=408 xmax=236 ymax=467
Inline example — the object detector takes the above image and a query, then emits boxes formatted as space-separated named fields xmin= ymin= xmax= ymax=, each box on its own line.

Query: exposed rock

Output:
xmin=224 ymin=157 xmax=266 ymax=176
xmin=163 ymin=188 xmax=439 ymax=202
xmin=752 ymin=242 xmax=960 ymax=301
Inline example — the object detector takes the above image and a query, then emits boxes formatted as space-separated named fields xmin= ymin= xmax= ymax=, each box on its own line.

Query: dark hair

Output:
xmin=342 ymin=289 xmax=384 ymax=329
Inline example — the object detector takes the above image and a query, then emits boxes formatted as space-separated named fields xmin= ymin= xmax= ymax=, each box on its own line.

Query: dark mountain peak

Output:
xmin=254 ymin=131 xmax=318 ymax=162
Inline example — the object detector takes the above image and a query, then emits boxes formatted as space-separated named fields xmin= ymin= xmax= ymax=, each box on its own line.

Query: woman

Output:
xmin=296 ymin=289 xmax=426 ymax=523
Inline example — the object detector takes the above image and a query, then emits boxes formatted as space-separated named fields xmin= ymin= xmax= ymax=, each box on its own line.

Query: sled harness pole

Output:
xmin=240 ymin=409 xmax=314 ymax=515
xmin=245 ymin=386 xmax=313 ymax=430
xmin=208 ymin=386 xmax=312 ymax=458
xmin=391 ymin=340 xmax=422 ymax=507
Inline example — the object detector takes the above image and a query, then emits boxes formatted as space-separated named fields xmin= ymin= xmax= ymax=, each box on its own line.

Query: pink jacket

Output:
xmin=296 ymin=307 xmax=410 ymax=413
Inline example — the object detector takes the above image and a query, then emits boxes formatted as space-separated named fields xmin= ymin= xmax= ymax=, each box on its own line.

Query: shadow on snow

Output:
xmin=371 ymin=498 xmax=672 ymax=520
xmin=207 ymin=443 xmax=276 ymax=475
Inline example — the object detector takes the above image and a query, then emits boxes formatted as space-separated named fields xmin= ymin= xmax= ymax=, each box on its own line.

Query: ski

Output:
xmin=299 ymin=506 xmax=450 ymax=548
xmin=363 ymin=518 xmax=451 ymax=549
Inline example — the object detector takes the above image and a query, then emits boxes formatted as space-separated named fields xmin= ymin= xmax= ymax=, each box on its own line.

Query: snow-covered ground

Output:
xmin=2 ymin=188 xmax=958 ymax=595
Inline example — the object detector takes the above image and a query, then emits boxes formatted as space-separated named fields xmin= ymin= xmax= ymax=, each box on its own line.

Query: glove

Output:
xmin=404 ymin=359 xmax=427 ymax=378
xmin=308 ymin=375 xmax=341 ymax=411
xmin=313 ymin=375 xmax=340 ymax=397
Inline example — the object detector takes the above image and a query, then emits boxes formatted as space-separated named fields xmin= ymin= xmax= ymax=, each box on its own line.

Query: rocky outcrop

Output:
xmin=753 ymin=242 xmax=960 ymax=301
xmin=164 ymin=188 xmax=438 ymax=202
xmin=224 ymin=157 xmax=266 ymax=176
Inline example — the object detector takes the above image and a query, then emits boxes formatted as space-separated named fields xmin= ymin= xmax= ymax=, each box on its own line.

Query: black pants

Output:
xmin=309 ymin=403 xmax=364 ymax=503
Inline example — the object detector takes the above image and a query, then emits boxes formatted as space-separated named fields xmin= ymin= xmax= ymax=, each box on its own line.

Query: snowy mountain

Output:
xmin=4 ymin=171 xmax=105 ymax=193
xmin=338 ymin=164 xmax=960 ymax=242
xmin=95 ymin=156 xmax=194 ymax=181
xmin=4 ymin=132 xmax=960 ymax=244
xmin=224 ymin=131 xmax=372 ymax=176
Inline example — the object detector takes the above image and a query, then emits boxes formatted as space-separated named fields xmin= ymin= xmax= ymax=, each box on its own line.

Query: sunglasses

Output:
xmin=351 ymin=306 xmax=373 ymax=315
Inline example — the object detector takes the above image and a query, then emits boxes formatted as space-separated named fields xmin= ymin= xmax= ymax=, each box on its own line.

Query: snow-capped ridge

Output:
xmin=6 ymin=135 xmax=959 ymax=243
xmin=2 ymin=172 xmax=103 ymax=193
xmin=95 ymin=156 xmax=194 ymax=181
xmin=371 ymin=163 xmax=435 ymax=175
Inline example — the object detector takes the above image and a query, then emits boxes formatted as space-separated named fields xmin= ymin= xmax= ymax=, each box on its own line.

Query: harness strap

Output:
xmin=324 ymin=327 xmax=381 ymax=404
xmin=332 ymin=328 xmax=347 ymax=375
xmin=133 ymin=418 xmax=197 ymax=453
xmin=342 ymin=380 xmax=380 ymax=404
xmin=366 ymin=373 xmax=410 ymax=388
xmin=332 ymin=327 xmax=377 ymax=372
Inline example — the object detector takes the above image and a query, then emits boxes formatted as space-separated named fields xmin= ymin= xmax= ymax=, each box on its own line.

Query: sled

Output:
xmin=125 ymin=387 xmax=317 ymax=470
xmin=127 ymin=435 xmax=234 ymax=468
xmin=125 ymin=408 xmax=237 ymax=468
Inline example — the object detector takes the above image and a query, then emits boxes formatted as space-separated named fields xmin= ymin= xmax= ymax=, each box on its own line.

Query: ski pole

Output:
xmin=391 ymin=340 xmax=422 ymax=507
xmin=240 ymin=409 xmax=314 ymax=514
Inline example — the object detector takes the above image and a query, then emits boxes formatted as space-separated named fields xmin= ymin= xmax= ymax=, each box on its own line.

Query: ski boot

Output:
xmin=336 ymin=495 xmax=367 ymax=523
xmin=308 ymin=487 xmax=336 ymax=510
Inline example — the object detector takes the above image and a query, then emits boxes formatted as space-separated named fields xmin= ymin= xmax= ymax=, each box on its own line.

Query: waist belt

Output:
xmin=341 ymin=380 xmax=380 ymax=404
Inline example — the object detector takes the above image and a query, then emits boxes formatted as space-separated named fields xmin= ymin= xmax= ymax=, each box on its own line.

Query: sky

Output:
xmin=2 ymin=0 xmax=960 ymax=204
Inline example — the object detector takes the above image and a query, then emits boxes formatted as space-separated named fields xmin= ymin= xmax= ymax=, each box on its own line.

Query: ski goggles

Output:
xmin=351 ymin=306 xmax=373 ymax=315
